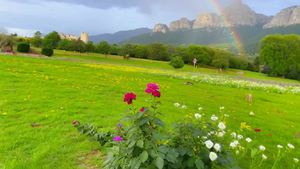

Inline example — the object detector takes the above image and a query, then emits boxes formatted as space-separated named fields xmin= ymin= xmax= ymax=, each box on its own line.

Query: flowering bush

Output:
xmin=74 ymin=83 xmax=299 ymax=169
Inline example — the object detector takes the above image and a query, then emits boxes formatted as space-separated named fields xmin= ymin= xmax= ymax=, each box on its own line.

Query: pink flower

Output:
xmin=113 ymin=136 xmax=123 ymax=142
xmin=145 ymin=83 xmax=160 ymax=97
xmin=123 ymin=92 xmax=136 ymax=104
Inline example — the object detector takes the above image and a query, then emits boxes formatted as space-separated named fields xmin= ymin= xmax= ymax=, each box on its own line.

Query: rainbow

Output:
xmin=208 ymin=0 xmax=245 ymax=55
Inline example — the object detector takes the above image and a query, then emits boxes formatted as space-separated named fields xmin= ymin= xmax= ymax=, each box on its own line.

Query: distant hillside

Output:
xmin=90 ymin=28 xmax=151 ymax=44
xmin=125 ymin=24 xmax=300 ymax=54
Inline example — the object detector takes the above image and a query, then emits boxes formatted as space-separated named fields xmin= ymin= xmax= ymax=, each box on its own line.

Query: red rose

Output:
xmin=123 ymin=92 xmax=136 ymax=104
xmin=140 ymin=107 xmax=145 ymax=112
xmin=254 ymin=128 xmax=261 ymax=132
xmin=145 ymin=83 xmax=161 ymax=97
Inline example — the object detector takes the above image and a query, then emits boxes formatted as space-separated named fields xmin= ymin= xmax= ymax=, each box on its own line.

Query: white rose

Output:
xmin=218 ymin=122 xmax=226 ymax=130
xmin=214 ymin=143 xmax=221 ymax=152
xmin=209 ymin=152 xmax=218 ymax=161
xmin=204 ymin=140 xmax=214 ymax=149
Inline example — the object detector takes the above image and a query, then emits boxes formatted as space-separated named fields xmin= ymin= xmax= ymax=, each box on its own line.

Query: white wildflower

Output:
xmin=249 ymin=112 xmax=255 ymax=116
xmin=231 ymin=132 xmax=237 ymax=138
xmin=287 ymin=143 xmax=295 ymax=149
xmin=174 ymin=103 xmax=180 ymax=108
xmin=218 ymin=122 xmax=226 ymax=130
xmin=194 ymin=113 xmax=202 ymax=119
xmin=214 ymin=143 xmax=221 ymax=152
xmin=245 ymin=137 xmax=252 ymax=143
xmin=293 ymin=158 xmax=299 ymax=163
xmin=237 ymin=135 xmax=243 ymax=140
xmin=220 ymin=106 xmax=225 ymax=110
xmin=230 ymin=140 xmax=239 ymax=148
xmin=277 ymin=145 xmax=283 ymax=149
xmin=259 ymin=145 xmax=266 ymax=151
xmin=262 ymin=154 xmax=267 ymax=160
xmin=181 ymin=105 xmax=187 ymax=109
xmin=211 ymin=115 xmax=218 ymax=121
xmin=217 ymin=131 xmax=225 ymax=137
xmin=209 ymin=152 xmax=218 ymax=161
xmin=204 ymin=140 xmax=214 ymax=149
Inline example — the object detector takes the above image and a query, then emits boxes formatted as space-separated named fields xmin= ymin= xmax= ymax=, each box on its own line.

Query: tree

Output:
xmin=43 ymin=31 xmax=61 ymax=49
xmin=85 ymin=41 xmax=95 ymax=52
xmin=147 ymin=43 xmax=169 ymax=61
xmin=260 ymin=34 xmax=300 ymax=79
xmin=0 ymin=34 xmax=14 ymax=52
xmin=31 ymin=31 xmax=43 ymax=47
xmin=96 ymin=41 xmax=111 ymax=55
xmin=187 ymin=45 xmax=213 ymax=65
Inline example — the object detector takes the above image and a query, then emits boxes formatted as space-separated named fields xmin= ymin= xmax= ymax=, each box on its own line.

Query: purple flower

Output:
xmin=113 ymin=136 xmax=123 ymax=142
xmin=118 ymin=123 xmax=123 ymax=128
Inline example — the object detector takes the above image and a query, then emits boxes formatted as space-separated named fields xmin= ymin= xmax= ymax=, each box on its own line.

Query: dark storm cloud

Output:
xmin=10 ymin=0 xmax=215 ymax=14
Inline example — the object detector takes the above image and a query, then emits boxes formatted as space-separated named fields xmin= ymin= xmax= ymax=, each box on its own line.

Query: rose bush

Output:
xmin=74 ymin=83 xmax=299 ymax=169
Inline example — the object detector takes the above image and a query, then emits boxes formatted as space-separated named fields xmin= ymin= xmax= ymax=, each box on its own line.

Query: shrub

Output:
xmin=41 ymin=48 xmax=53 ymax=57
xmin=170 ymin=56 xmax=184 ymax=69
xmin=17 ymin=42 xmax=30 ymax=53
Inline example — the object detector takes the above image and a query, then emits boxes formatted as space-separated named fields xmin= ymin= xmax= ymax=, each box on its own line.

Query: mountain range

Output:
xmin=90 ymin=28 xmax=151 ymax=44
xmin=91 ymin=0 xmax=300 ymax=54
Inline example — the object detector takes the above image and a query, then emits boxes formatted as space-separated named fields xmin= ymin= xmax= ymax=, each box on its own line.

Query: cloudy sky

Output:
xmin=0 ymin=0 xmax=299 ymax=36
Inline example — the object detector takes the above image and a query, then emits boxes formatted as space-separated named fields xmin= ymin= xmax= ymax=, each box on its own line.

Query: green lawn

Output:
xmin=0 ymin=52 xmax=299 ymax=169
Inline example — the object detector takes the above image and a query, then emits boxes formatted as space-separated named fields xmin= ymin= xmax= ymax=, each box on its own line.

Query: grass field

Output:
xmin=0 ymin=51 xmax=299 ymax=169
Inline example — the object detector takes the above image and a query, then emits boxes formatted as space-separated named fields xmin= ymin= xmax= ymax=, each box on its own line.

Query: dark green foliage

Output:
xmin=17 ymin=42 xmax=30 ymax=53
xmin=58 ymin=39 xmax=87 ymax=52
xmin=187 ymin=45 xmax=213 ymax=65
xmin=43 ymin=31 xmax=61 ymax=49
xmin=212 ymin=58 xmax=229 ymax=70
xmin=41 ymin=48 xmax=53 ymax=57
xmin=31 ymin=31 xmax=43 ymax=47
xmin=170 ymin=56 xmax=184 ymax=69
xmin=74 ymin=122 xmax=112 ymax=146
xmin=85 ymin=41 xmax=95 ymax=52
xmin=260 ymin=34 xmax=300 ymax=80
xmin=96 ymin=41 xmax=111 ymax=54
xmin=147 ymin=43 xmax=169 ymax=61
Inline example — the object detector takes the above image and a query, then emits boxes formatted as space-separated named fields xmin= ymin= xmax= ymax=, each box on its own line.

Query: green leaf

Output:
xmin=140 ymin=150 xmax=149 ymax=163
xmin=195 ymin=158 xmax=205 ymax=169
xmin=251 ymin=149 xmax=258 ymax=158
xmin=155 ymin=157 xmax=164 ymax=169
xmin=136 ymin=140 xmax=144 ymax=148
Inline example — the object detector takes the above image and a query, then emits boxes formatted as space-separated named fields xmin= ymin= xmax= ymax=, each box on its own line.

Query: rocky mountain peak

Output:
xmin=264 ymin=6 xmax=300 ymax=28
xmin=193 ymin=13 xmax=223 ymax=29
xmin=169 ymin=17 xmax=192 ymax=31
xmin=153 ymin=23 xmax=169 ymax=33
